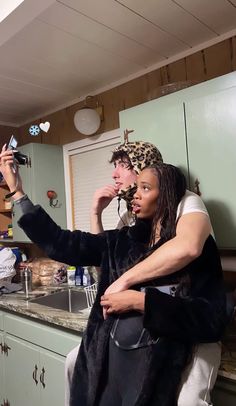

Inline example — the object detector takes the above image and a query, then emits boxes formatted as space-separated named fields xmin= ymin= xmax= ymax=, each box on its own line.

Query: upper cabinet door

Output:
xmin=12 ymin=143 xmax=67 ymax=242
xmin=185 ymin=87 xmax=236 ymax=249
xmin=119 ymin=97 xmax=188 ymax=176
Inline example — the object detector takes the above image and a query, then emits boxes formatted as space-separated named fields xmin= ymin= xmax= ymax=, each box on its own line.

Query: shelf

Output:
xmin=0 ymin=237 xmax=13 ymax=241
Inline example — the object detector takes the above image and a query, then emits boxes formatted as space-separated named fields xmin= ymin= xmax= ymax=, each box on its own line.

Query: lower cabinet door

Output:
xmin=4 ymin=334 xmax=40 ymax=406
xmin=0 ymin=331 xmax=5 ymax=404
xmin=39 ymin=349 xmax=65 ymax=406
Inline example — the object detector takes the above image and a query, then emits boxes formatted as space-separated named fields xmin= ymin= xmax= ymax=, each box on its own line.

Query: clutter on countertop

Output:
xmin=0 ymin=247 xmax=17 ymax=282
xmin=67 ymin=266 xmax=76 ymax=285
xmin=21 ymin=257 xmax=67 ymax=286
xmin=0 ymin=281 xmax=22 ymax=295
xmin=53 ymin=265 xmax=67 ymax=284
xmin=69 ymin=265 xmax=96 ymax=286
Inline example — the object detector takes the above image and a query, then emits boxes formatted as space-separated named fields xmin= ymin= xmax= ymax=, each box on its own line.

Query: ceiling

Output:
xmin=1 ymin=0 xmax=236 ymax=127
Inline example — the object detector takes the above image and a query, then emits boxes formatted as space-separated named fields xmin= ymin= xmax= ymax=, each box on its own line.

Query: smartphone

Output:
xmin=8 ymin=135 xmax=18 ymax=150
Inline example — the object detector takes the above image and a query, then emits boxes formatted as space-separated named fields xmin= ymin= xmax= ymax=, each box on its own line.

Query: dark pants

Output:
xmin=99 ymin=337 xmax=149 ymax=406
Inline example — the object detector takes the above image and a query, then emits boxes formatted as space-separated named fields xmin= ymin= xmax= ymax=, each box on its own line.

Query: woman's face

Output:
xmin=132 ymin=168 xmax=159 ymax=219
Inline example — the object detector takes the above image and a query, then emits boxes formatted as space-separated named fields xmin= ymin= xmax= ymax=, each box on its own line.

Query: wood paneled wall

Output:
xmin=0 ymin=125 xmax=19 ymax=147
xmin=14 ymin=35 xmax=236 ymax=146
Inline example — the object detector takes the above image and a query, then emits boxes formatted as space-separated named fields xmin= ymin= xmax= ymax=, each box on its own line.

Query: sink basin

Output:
xmin=30 ymin=289 xmax=88 ymax=313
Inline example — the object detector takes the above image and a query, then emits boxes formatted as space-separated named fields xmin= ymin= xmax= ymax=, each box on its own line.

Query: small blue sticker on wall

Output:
xmin=29 ymin=125 xmax=40 ymax=136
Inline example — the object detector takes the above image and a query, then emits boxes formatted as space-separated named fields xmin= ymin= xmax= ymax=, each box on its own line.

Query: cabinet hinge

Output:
xmin=0 ymin=342 xmax=4 ymax=354
xmin=2 ymin=400 xmax=10 ymax=406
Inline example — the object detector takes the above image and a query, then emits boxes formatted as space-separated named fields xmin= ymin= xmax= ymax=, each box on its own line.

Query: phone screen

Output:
xmin=8 ymin=135 xmax=18 ymax=150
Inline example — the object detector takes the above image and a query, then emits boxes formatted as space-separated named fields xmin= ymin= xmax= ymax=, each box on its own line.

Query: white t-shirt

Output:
xmin=117 ymin=190 xmax=213 ymax=233
xmin=176 ymin=190 xmax=208 ymax=221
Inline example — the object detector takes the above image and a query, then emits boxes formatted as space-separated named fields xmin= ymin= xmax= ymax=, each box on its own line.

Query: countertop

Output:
xmin=0 ymin=286 xmax=88 ymax=334
xmin=0 ymin=285 xmax=236 ymax=382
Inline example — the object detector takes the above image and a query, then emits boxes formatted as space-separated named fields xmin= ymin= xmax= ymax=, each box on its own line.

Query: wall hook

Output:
xmin=47 ymin=190 xmax=60 ymax=208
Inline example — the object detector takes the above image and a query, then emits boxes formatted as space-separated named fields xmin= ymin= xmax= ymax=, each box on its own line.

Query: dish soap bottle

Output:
xmin=75 ymin=266 xmax=84 ymax=286
xmin=82 ymin=267 xmax=91 ymax=286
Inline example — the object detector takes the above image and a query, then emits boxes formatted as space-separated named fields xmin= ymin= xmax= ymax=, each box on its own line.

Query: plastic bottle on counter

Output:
xmin=82 ymin=267 xmax=91 ymax=286
xmin=75 ymin=266 xmax=84 ymax=286
xmin=67 ymin=266 xmax=76 ymax=286
xmin=7 ymin=224 xmax=13 ymax=238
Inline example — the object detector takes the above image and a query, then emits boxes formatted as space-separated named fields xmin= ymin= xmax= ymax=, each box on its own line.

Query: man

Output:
xmin=66 ymin=139 xmax=220 ymax=406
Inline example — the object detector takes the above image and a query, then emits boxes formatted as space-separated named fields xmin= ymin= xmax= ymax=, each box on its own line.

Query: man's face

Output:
xmin=112 ymin=158 xmax=137 ymax=190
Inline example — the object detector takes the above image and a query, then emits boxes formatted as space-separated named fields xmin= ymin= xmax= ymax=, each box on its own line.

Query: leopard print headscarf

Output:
xmin=113 ymin=141 xmax=163 ymax=209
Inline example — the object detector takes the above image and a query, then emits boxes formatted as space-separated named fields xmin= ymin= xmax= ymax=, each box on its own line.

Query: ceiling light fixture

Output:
xmin=74 ymin=96 xmax=104 ymax=136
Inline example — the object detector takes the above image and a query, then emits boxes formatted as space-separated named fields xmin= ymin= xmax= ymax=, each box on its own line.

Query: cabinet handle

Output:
xmin=27 ymin=157 xmax=31 ymax=168
xmin=194 ymin=178 xmax=202 ymax=196
xmin=3 ymin=343 xmax=11 ymax=356
xmin=40 ymin=367 xmax=46 ymax=388
xmin=32 ymin=364 xmax=38 ymax=385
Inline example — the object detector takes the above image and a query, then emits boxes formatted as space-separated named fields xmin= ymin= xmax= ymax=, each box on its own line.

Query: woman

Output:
xmin=0 ymin=148 xmax=226 ymax=406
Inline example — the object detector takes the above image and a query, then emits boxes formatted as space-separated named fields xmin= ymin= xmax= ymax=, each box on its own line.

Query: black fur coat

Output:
xmin=18 ymin=206 xmax=227 ymax=406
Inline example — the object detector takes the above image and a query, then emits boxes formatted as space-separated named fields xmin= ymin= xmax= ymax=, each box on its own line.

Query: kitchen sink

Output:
xmin=30 ymin=289 xmax=88 ymax=313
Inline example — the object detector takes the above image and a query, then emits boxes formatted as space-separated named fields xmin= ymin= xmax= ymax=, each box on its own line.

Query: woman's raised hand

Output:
xmin=0 ymin=144 xmax=24 ymax=199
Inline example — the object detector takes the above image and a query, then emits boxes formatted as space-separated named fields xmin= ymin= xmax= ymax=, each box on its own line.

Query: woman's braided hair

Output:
xmin=148 ymin=163 xmax=187 ymax=246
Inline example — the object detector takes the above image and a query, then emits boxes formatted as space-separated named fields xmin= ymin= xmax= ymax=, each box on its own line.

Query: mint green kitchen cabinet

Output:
xmin=119 ymin=96 xmax=188 ymax=176
xmin=0 ymin=311 xmax=81 ymax=406
xmin=12 ymin=143 xmax=67 ymax=242
xmin=4 ymin=335 xmax=65 ymax=406
xmin=0 ymin=326 xmax=5 ymax=405
xmin=184 ymin=86 xmax=236 ymax=249
xmin=0 ymin=311 xmax=4 ymax=404
xmin=4 ymin=335 xmax=41 ymax=406
xmin=119 ymin=71 xmax=236 ymax=249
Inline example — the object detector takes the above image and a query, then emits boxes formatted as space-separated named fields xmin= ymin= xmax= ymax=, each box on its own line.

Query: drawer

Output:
xmin=4 ymin=313 xmax=81 ymax=356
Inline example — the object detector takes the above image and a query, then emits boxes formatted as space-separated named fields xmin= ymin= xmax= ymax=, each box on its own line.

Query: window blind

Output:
xmin=70 ymin=142 xmax=126 ymax=232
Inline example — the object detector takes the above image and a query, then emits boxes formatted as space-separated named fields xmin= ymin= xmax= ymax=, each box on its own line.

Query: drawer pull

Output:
xmin=40 ymin=367 xmax=46 ymax=388
xmin=32 ymin=364 xmax=38 ymax=385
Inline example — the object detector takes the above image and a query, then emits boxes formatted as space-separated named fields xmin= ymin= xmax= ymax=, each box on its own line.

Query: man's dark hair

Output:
xmin=149 ymin=164 xmax=187 ymax=245
xmin=109 ymin=150 xmax=133 ymax=170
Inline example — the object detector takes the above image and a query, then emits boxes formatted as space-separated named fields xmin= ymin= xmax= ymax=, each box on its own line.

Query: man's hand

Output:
xmin=100 ymin=290 xmax=145 ymax=317
xmin=90 ymin=185 xmax=119 ymax=233
xmin=91 ymin=185 xmax=119 ymax=215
